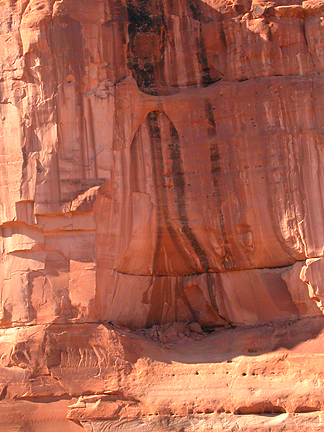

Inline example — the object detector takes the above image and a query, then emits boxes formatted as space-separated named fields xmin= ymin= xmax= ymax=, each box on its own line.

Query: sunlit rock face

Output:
xmin=3 ymin=2 xmax=324 ymax=432
xmin=1 ymin=0 xmax=324 ymax=329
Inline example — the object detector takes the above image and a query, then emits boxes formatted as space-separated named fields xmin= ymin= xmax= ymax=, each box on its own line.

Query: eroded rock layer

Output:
xmin=0 ymin=318 xmax=324 ymax=431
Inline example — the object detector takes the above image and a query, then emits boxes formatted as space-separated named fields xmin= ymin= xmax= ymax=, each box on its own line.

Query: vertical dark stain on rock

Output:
xmin=126 ymin=0 xmax=221 ymax=93
xmin=130 ymin=139 xmax=141 ymax=194
xmin=180 ymin=18 xmax=196 ymax=87
xmin=127 ymin=1 xmax=166 ymax=95
xmin=149 ymin=113 xmax=163 ymax=270
xmin=168 ymin=119 xmax=211 ymax=272
xmin=188 ymin=0 xmax=202 ymax=21
xmin=196 ymin=29 xmax=212 ymax=86
xmin=19 ymin=143 xmax=28 ymax=198
xmin=205 ymin=99 xmax=235 ymax=270
xmin=146 ymin=111 xmax=193 ymax=272
xmin=188 ymin=0 xmax=213 ymax=86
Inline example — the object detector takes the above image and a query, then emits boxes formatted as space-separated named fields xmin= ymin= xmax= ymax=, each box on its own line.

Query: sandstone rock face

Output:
xmin=2 ymin=0 xmax=324 ymax=430
xmin=2 ymin=0 xmax=324 ymax=328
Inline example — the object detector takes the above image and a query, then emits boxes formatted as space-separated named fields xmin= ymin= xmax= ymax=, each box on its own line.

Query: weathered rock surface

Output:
xmin=2 ymin=0 xmax=324 ymax=430
xmin=1 ymin=0 xmax=324 ymax=327
xmin=0 ymin=318 xmax=324 ymax=431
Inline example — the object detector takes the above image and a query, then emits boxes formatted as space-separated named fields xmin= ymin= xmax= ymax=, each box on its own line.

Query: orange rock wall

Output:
xmin=1 ymin=0 xmax=324 ymax=329
xmin=2 ymin=1 xmax=324 ymax=431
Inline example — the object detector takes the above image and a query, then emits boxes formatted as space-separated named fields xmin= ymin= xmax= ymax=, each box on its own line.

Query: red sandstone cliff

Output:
xmin=1 ymin=0 xmax=324 ymax=430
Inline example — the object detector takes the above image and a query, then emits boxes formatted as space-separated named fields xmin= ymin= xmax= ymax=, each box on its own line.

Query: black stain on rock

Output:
xmin=168 ymin=120 xmax=211 ymax=272
xmin=126 ymin=0 xmax=222 ymax=94
xmin=127 ymin=1 xmax=166 ymax=95
xmin=146 ymin=111 xmax=196 ymax=272
xmin=204 ymin=99 xmax=235 ymax=271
